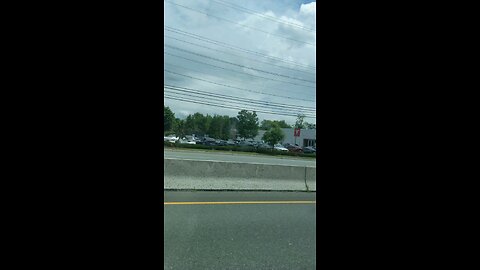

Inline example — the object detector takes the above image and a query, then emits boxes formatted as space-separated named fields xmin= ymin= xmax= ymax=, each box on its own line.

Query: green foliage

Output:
xmin=236 ymin=110 xmax=259 ymax=139
xmin=262 ymin=123 xmax=285 ymax=147
xmin=229 ymin=117 xmax=239 ymax=127
xmin=169 ymin=112 xmax=233 ymax=140
xmin=208 ymin=114 xmax=230 ymax=140
xmin=221 ymin=116 xmax=231 ymax=140
xmin=260 ymin=120 xmax=292 ymax=130
xmin=173 ymin=118 xmax=186 ymax=138
xmin=184 ymin=113 xmax=208 ymax=136
xmin=164 ymin=106 xmax=175 ymax=133
xmin=295 ymin=114 xmax=306 ymax=129
xmin=304 ymin=122 xmax=316 ymax=129
xmin=277 ymin=120 xmax=292 ymax=128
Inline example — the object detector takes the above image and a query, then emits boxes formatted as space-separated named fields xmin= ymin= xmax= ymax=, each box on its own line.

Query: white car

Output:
xmin=179 ymin=139 xmax=196 ymax=145
xmin=274 ymin=144 xmax=289 ymax=151
xmin=164 ymin=136 xmax=179 ymax=143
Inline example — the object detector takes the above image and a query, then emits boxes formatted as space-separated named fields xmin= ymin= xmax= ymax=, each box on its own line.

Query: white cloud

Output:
xmin=164 ymin=0 xmax=316 ymax=123
xmin=300 ymin=2 xmax=316 ymax=17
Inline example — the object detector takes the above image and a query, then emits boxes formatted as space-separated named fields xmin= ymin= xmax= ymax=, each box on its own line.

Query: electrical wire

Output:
xmin=164 ymin=84 xmax=316 ymax=111
xmin=164 ymin=61 xmax=315 ymax=96
xmin=164 ymin=0 xmax=316 ymax=46
xmin=164 ymin=92 xmax=315 ymax=116
xmin=211 ymin=0 xmax=316 ymax=32
xmin=164 ymin=26 xmax=316 ymax=70
xmin=164 ymin=94 xmax=316 ymax=118
xmin=164 ymin=67 xmax=316 ymax=103
xmin=164 ymin=85 xmax=316 ymax=115
xmin=165 ymin=35 xmax=315 ymax=76
xmin=164 ymin=51 xmax=316 ymax=89
xmin=165 ymin=44 xmax=315 ymax=83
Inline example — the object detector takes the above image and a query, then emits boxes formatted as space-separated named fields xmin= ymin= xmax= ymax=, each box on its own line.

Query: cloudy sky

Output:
xmin=164 ymin=0 xmax=316 ymax=126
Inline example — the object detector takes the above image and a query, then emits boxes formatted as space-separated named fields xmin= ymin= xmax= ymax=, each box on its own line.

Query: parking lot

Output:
xmin=164 ymin=136 xmax=316 ymax=154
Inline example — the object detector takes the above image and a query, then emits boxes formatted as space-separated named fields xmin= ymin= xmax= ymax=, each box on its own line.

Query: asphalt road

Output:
xmin=164 ymin=149 xmax=316 ymax=167
xmin=164 ymin=191 xmax=316 ymax=270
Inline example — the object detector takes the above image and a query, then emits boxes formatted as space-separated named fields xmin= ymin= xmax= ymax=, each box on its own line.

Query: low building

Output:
xmin=254 ymin=128 xmax=316 ymax=148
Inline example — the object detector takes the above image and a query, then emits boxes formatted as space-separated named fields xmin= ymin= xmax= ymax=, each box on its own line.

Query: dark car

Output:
xmin=215 ymin=140 xmax=227 ymax=146
xmin=238 ymin=140 xmax=254 ymax=147
xmin=283 ymin=142 xmax=299 ymax=148
xmin=203 ymin=141 xmax=217 ymax=146
xmin=285 ymin=144 xmax=303 ymax=153
xmin=202 ymin=138 xmax=217 ymax=146
xmin=303 ymin=146 xmax=316 ymax=153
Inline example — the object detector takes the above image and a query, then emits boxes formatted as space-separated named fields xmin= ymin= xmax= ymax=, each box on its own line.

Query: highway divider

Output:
xmin=305 ymin=167 xmax=316 ymax=191
xmin=164 ymin=158 xmax=316 ymax=191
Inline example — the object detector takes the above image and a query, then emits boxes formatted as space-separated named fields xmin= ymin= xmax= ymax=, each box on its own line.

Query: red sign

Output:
xmin=294 ymin=128 xmax=301 ymax=137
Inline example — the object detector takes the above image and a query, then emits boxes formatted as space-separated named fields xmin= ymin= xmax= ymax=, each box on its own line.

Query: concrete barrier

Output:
xmin=164 ymin=158 xmax=315 ymax=191
xmin=305 ymin=166 xmax=316 ymax=191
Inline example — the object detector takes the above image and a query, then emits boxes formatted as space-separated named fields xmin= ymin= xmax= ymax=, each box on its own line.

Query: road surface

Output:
xmin=164 ymin=191 xmax=316 ymax=270
xmin=164 ymin=149 xmax=316 ymax=167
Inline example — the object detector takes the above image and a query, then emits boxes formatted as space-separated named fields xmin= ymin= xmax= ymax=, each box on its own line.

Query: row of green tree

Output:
xmin=164 ymin=106 xmax=315 ymax=144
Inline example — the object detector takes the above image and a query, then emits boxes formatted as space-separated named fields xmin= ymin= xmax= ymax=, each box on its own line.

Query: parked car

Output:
xmin=257 ymin=143 xmax=272 ymax=149
xmin=178 ymin=139 xmax=196 ymax=145
xmin=303 ymin=146 xmax=316 ymax=153
xmin=252 ymin=141 xmax=264 ymax=148
xmin=238 ymin=140 xmax=254 ymax=147
xmin=287 ymin=145 xmax=303 ymax=153
xmin=282 ymin=143 xmax=303 ymax=153
xmin=200 ymin=137 xmax=216 ymax=146
xmin=226 ymin=140 xmax=236 ymax=146
xmin=204 ymin=141 xmax=217 ymax=146
xmin=164 ymin=135 xmax=179 ymax=143
xmin=283 ymin=143 xmax=299 ymax=148
xmin=215 ymin=140 xmax=227 ymax=146
xmin=274 ymin=144 xmax=289 ymax=151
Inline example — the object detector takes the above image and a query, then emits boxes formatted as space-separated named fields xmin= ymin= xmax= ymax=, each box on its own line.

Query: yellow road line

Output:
xmin=164 ymin=201 xmax=316 ymax=205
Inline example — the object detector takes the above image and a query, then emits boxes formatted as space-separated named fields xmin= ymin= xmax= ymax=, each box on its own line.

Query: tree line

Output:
xmin=164 ymin=106 xmax=315 ymax=146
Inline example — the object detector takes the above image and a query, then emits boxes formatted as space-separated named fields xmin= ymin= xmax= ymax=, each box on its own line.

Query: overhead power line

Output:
xmin=164 ymin=67 xmax=316 ymax=103
xmin=164 ymin=84 xmax=316 ymax=112
xmin=164 ymin=89 xmax=314 ymax=114
xmin=164 ymin=61 xmax=315 ymax=95
xmin=164 ymin=91 xmax=314 ymax=117
xmin=164 ymin=61 xmax=313 ymax=96
xmin=211 ymin=0 xmax=316 ymax=32
xmin=164 ymin=35 xmax=315 ymax=76
xmin=164 ymin=51 xmax=316 ymax=89
xmin=164 ymin=0 xmax=316 ymax=46
xmin=164 ymin=62 xmax=313 ymax=96
xmin=164 ymin=44 xmax=315 ymax=84
xmin=164 ymin=85 xmax=316 ymax=116
xmin=164 ymin=26 xmax=315 ymax=70
xmin=164 ymin=94 xmax=316 ymax=118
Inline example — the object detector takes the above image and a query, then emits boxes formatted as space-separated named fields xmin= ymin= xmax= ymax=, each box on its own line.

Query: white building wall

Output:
xmin=280 ymin=128 xmax=316 ymax=147
xmin=254 ymin=128 xmax=316 ymax=148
